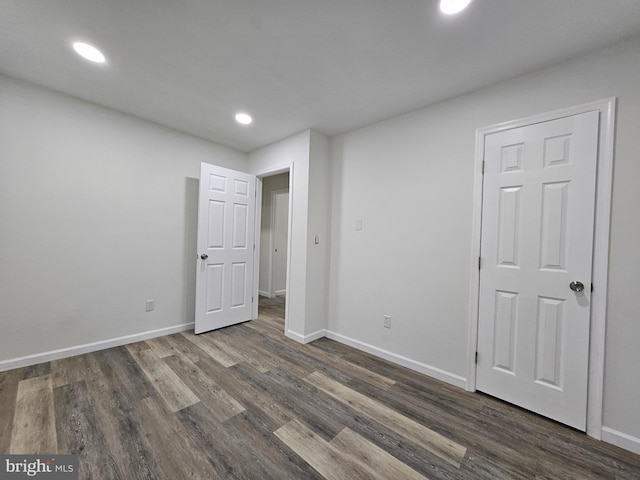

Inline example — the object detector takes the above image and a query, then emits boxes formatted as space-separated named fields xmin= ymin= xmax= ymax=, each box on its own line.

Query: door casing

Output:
xmin=253 ymin=163 xmax=294 ymax=332
xmin=466 ymin=98 xmax=616 ymax=439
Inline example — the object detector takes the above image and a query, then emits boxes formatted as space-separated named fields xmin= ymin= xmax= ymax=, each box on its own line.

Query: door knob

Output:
xmin=200 ymin=254 xmax=208 ymax=260
xmin=569 ymin=281 xmax=584 ymax=292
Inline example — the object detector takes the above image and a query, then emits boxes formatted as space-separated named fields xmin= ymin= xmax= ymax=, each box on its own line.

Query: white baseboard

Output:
xmin=257 ymin=290 xmax=285 ymax=298
xmin=601 ymin=426 xmax=640 ymax=455
xmin=324 ymin=330 xmax=467 ymax=389
xmin=285 ymin=329 xmax=326 ymax=344
xmin=285 ymin=329 xmax=305 ymax=343
xmin=302 ymin=329 xmax=326 ymax=343
xmin=0 ymin=323 xmax=194 ymax=372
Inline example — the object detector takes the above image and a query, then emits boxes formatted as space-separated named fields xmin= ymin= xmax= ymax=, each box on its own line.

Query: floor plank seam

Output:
xmin=0 ymin=295 xmax=638 ymax=479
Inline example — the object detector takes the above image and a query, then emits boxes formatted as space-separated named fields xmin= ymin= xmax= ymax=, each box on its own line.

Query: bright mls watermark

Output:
xmin=0 ymin=456 xmax=77 ymax=479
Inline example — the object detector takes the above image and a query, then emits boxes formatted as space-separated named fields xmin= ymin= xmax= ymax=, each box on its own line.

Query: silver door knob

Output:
xmin=569 ymin=281 xmax=584 ymax=292
xmin=200 ymin=254 xmax=208 ymax=260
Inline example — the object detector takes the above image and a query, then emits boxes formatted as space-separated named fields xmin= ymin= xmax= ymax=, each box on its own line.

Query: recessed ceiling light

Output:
xmin=440 ymin=0 xmax=472 ymax=15
xmin=235 ymin=113 xmax=253 ymax=125
xmin=72 ymin=42 xmax=106 ymax=63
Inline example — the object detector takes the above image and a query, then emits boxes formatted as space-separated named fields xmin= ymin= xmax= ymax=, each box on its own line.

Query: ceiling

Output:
xmin=2 ymin=1 xmax=640 ymax=152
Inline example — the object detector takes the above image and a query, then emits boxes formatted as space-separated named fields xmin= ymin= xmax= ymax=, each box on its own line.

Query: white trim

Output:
xmin=0 ymin=323 xmax=194 ymax=372
xmin=285 ymin=328 xmax=325 ymax=344
xmin=326 ymin=331 xmax=467 ymax=389
xmin=252 ymin=177 xmax=263 ymax=320
xmin=253 ymin=163 xmax=291 ymax=178
xmin=286 ymin=326 xmax=467 ymax=388
xmin=586 ymin=98 xmax=616 ymax=440
xmin=275 ymin=290 xmax=287 ymax=297
xmin=601 ymin=427 xmax=640 ymax=456
xmin=465 ymin=125 xmax=486 ymax=391
xmin=285 ymin=330 xmax=305 ymax=343
xmin=466 ymin=98 xmax=616 ymax=440
xmin=258 ymin=289 xmax=271 ymax=298
xmin=284 ymin=165 xmax=294 ymax=336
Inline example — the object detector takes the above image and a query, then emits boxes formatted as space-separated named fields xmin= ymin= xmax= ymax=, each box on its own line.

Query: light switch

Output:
xmin=355 ymin=219 xmax=363 ymax=231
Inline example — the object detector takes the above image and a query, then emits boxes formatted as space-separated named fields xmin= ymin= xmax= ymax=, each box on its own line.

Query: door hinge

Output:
xmin=478 ymin=256 xmax=481 ymax=270
xmin=475 ymin=351 xmax=478 ymax=364
xmin=482 ymin=160 xmax=485 ymax=174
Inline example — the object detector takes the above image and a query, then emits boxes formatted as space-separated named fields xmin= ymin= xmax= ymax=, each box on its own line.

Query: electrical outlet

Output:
xmin=384 ymin=315 xmax=391 ymax=328
xmin=145 ymin=300 xmax=155 ymax=312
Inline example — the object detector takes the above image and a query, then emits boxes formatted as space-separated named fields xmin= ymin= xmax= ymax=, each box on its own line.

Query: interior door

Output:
xmin=272 ymin=189 xmax=289 ymax=296
xmin=476 ymin=111 xmax=599 ymax=430
xmin=195 ymin=163 xmax=256 ymax=334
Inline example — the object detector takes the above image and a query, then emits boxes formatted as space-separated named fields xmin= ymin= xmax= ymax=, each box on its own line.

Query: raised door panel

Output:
xmin=535 ymin=296 xmax=565 ymax=390
xmin=209 ymin=173 xmax=227 ymax=192
xmin=207 ymin=200 xmax=225 ymax=249
xmin=543 ymin=134 xmax=571 ymax=167
xmin=497 ymin=186 xmax=522 ymax=268
xmin=232 ymin=204 xmax=249 ymax=249
xmin=206 ymin=264 xmax=224 ymax=313
xmin=231 ymin=262 xmax=247 ymax=308
xmin=539 ymin=182 xmax=569 ymax=271
xmin=492 ymin=291 xmax=518 ymax=375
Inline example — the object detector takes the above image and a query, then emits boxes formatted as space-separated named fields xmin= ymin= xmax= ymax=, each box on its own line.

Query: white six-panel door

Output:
xmin=477 ymin=111 xmax=599 ymax=430
xmin=195 ymin=163 xmax=256 ymax=334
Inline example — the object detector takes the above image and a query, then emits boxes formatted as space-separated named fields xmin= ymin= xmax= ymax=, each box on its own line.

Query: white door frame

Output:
xmin=252 ymin=163 xmax=293 ymax=332
xmin=270 ymin=188 xmax=289 ymax=297
xmin=466 ymin=98 xmax=616 ymax=439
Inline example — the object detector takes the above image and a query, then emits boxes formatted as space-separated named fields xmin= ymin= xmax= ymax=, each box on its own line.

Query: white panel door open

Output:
xmin=477 ymin=111 xmax=599 ymax=430
xmin=195 ymin=163 xmax=256 ymax=334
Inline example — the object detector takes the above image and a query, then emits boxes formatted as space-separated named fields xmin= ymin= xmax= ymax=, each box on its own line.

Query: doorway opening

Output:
xmin=256 ymin=170 xmax=291 ymax=333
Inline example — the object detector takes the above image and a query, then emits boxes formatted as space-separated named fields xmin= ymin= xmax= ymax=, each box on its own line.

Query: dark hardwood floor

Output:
xmin=1 ymin=295 xmax=639 ymax=479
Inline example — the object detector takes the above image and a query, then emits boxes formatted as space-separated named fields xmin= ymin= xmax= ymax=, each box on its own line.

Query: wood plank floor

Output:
xmin=1 ymin=296 xmax=639 ymax=479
